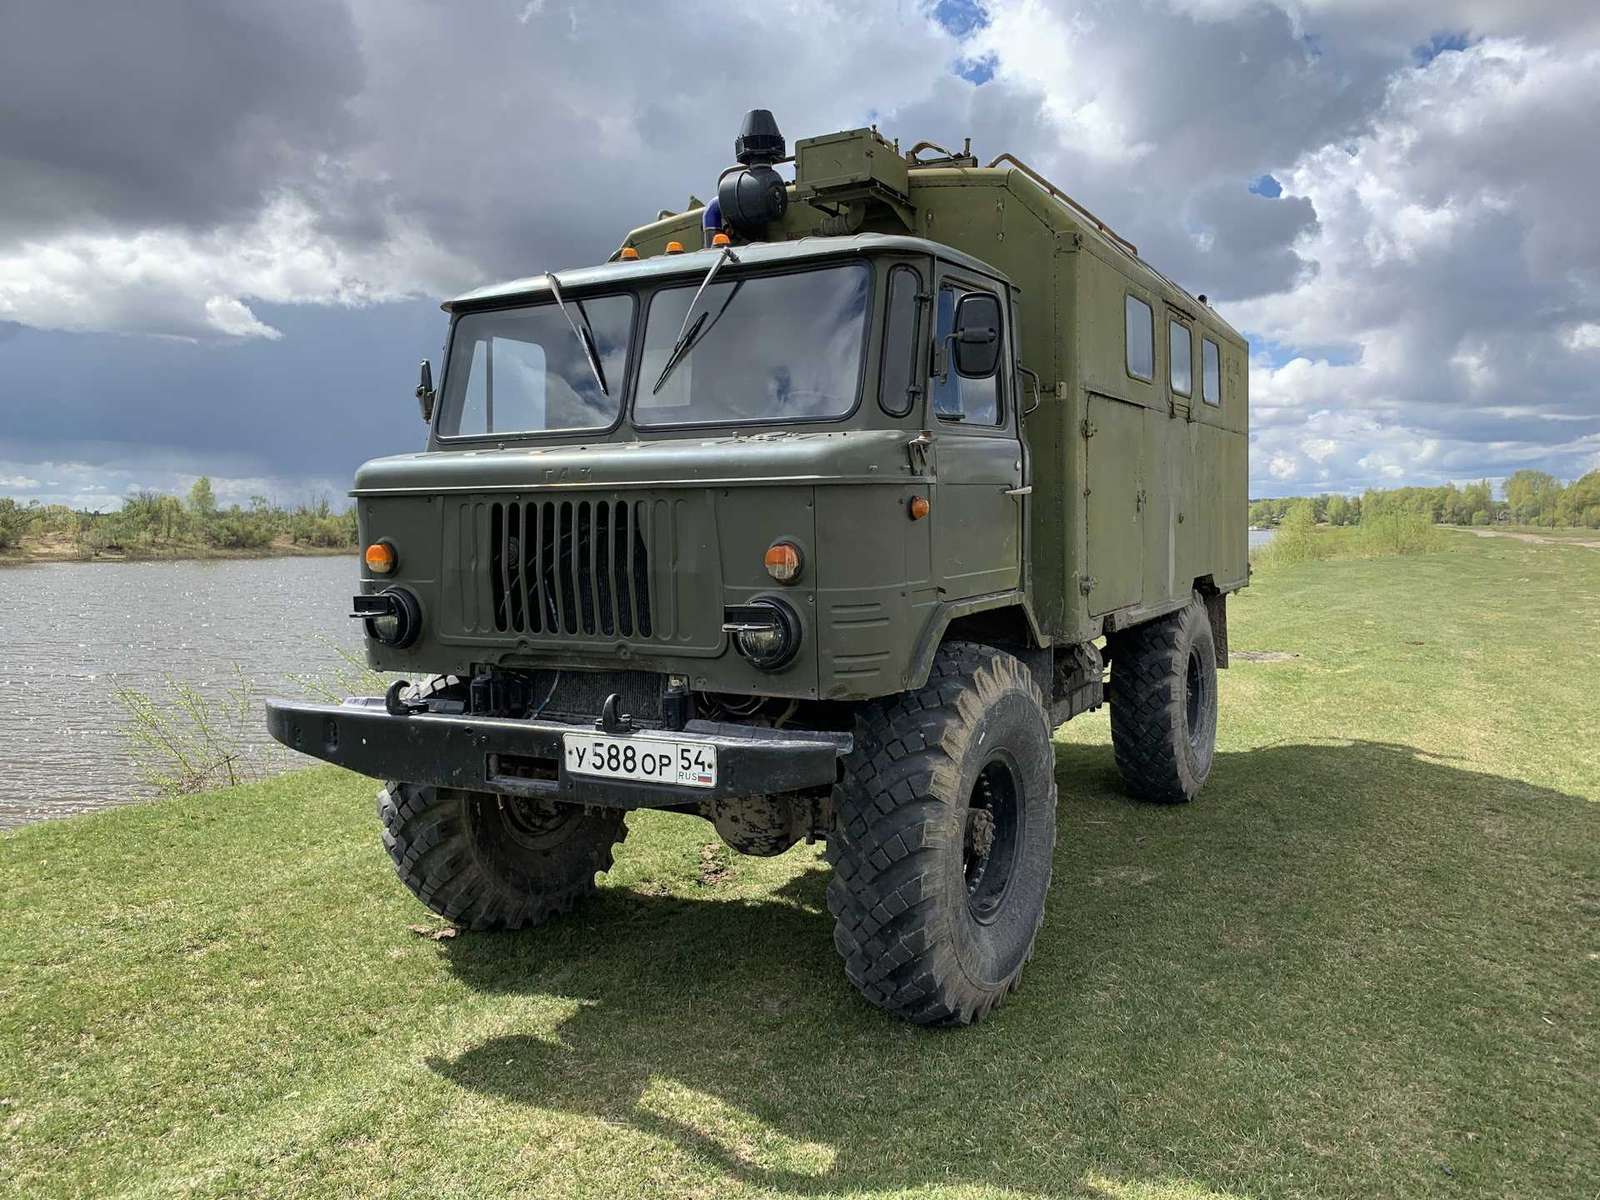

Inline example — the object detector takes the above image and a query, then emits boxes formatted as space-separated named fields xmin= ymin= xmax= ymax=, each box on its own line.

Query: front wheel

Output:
xmin=378 ymin=783 xmax=626 ymax=930
xmin=827 ymin=641 xmax=1058 ymax=1025
xmin=1108 ymin=594 xmax=1219 ymax=804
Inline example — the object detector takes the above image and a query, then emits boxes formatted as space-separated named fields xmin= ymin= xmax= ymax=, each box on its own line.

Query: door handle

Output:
xmin=1004 ymin=485 xmax=1032 ymax=497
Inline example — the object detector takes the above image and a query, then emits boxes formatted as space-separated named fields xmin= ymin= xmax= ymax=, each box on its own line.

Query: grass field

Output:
xmin=2 ymin=530 xmax=1596 ymax=1199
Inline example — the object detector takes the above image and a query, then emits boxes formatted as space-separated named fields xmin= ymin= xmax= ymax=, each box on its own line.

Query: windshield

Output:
xmin=634 ymin=264 xmax=869 ymax=426
xmin=437 ymin=294 xmax=633 ymax=437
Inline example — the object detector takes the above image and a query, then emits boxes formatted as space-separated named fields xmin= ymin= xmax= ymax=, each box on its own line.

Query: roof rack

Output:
xmin=984 ymin=153 xmax=1139 ymax=259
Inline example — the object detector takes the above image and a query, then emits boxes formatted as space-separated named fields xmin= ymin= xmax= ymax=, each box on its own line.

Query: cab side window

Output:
xmin=932 ymin=285 xmax=1001 ymax=426
xmin=879 ymin=265 xmax=922 ymax=417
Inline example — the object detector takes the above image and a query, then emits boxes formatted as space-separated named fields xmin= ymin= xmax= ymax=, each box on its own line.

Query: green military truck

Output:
xmin=267 ymin=112 xmax=1248 ymax=1025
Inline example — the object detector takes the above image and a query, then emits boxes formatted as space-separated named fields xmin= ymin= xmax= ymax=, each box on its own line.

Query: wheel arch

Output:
xmin=906 ymin=596 xmax=1047 ymax=691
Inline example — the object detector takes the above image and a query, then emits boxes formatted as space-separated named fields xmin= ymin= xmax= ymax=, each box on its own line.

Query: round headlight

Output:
xmin=724 ymin=598 xmax=801 ymax=670
xmin=363 ymin=587 xmax=421 ymax=648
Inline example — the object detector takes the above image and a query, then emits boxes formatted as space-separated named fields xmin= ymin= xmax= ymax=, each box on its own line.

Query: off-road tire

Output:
xmin=376 ymin=678 xmax=626 ymax=931
xmin=379 ymin=783 xmax=626 ymax=930
xmin=826 ymin=641 xmax=1057 ymax=1025
xmin=1108 ymin=594 xmax=1219 ymax=804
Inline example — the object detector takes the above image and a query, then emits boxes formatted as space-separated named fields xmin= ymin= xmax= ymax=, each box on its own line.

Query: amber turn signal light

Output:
xmin=365 ymin=541 xmax=398 ymax=574
xmin=711 ymin=232 xmax=732 ymax=246
xmin=618 ymin=246 xmax=640 ymax=260
xmin=909 ymin=496 xmax=930 ymax=521
xmin=763 ymin=541 xmax=803 ymax=584
xmin=665 ymin=240 xmax=685 ymax=254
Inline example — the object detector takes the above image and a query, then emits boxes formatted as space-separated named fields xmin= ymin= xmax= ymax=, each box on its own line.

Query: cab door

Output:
xmin=928 ymin=271 xmax=1024 ymax=601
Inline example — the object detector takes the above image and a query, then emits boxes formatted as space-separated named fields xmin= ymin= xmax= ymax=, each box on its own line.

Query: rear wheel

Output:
xmin=827 ymin=641 xmax=1057 ymax=1025
xmin=379 ymin=783 xmax=626 ymax=930
xmin=1109 ymin=594 xmax=1218 ymax=803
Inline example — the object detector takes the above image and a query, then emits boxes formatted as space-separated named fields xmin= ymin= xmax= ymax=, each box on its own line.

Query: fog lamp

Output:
xmin=722 ymin=599 xmax=801 ymax=670
xmin=351 ymin=588 xmax=421 ymax=648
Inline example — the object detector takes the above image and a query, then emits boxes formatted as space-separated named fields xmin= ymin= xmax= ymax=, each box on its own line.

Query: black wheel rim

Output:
xmin=492 ymin=796 xmax=583 ymax=851
xmin=1185 ymin=648 xmax=1207 ymax=754
xmin=964 ymin=753 xmax=1024 ymax=924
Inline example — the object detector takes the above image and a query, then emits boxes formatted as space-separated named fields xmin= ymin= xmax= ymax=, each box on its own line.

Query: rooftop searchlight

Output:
xmin=713 ymin=109 xmax=789 ymax=240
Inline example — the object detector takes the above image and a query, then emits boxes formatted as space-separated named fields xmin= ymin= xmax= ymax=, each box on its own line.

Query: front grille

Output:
xmin=485 ymin=498 xmax=653 ymax=638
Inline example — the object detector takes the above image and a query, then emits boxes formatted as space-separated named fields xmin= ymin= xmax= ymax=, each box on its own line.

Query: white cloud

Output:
xmin=0 ymin=196 xmax=474 ymax=340
xmin=1230 ymin=36 xmax=1600 ymax=491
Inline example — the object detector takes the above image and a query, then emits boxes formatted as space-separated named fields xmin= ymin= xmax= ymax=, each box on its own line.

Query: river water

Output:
xmin=0 ymin=556 xmax=365 ymax=829
xmin=3 ymin=534 xmax=1280 ymax=829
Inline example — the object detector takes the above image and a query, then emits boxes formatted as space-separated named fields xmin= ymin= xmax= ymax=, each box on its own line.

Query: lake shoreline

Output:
xmin=0 ymin=538 xmax=356 ymax=568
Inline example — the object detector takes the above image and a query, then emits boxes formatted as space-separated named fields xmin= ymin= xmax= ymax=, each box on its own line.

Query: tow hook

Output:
xmin=596 ymin=693 xmax=635 ymax=734
xmin=385 ymin=679 xmax=428 ymax=717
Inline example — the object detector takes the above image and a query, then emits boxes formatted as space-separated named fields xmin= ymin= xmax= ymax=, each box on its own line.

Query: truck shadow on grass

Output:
xmin=426 ymin=739 xmax=1595 ymax=1198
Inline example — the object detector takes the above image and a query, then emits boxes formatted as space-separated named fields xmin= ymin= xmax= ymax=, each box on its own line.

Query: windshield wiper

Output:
xmin=652 ymin=245 xmax=740 ymax=395
xmin=545 ymin=271 xmax=608 ymax=396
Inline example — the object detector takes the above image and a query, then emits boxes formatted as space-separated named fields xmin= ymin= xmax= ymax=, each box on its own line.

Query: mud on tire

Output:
xmin=827 ymin=641 xmax=1058 ymax=1025
xmin=1108 ymin=593 xmax=1219 ymax=804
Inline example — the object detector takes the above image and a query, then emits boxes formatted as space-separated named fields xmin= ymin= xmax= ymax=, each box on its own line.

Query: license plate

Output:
xmin=562 ymin=732 xmax=718 ymax=788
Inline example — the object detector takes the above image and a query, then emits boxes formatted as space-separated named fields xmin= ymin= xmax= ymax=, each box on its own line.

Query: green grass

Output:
xmin=3 ymin=535 xmax=1596 ymax=1199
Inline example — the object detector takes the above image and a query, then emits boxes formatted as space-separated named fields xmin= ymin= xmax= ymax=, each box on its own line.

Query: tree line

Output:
xmin=0 ymin=477 xmax=358 ymax=555
xmin=1250 ymin=469 xmax=1600 ymax=530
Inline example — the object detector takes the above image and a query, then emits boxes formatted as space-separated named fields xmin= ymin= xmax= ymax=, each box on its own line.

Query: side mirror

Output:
xmin=952 ymin=293 xmax=1002 ymax=378
xmin=416 ymin=360 xmax=436 ymax=424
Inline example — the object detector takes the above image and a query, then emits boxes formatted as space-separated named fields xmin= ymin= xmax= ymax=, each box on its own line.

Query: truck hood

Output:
xmin=352 ymin=429 xmax=917 ymax=494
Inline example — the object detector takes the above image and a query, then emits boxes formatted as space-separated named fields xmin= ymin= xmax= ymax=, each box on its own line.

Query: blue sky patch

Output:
xmin=1250 ymin=174 xmax=1283 ymax=198
xmin=933 ymin=0 xmax=988 ymax=39
xmin=1415 ymin=32 xmax=1472 ymax=65
xmin=1248 ymin=336 xmax=1360 ymax=370
xmin=955 ymin=53 xmax=997 ymax=85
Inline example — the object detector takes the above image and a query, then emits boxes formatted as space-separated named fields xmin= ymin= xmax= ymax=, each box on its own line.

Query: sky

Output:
xmin=2 ymin=0 xmax=1599 ymax=509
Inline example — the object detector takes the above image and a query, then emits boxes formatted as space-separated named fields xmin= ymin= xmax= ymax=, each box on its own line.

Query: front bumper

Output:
xmin=264 ymin=697 xmax=852 ymax=808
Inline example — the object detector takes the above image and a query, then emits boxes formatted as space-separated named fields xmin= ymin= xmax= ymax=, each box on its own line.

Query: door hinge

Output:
xmin=1078 ymin=575 xmax=1096 ymax=595
xmin=1081 ymin=418 xmax=1097 ymax=438
xmin=1135 ymin=489 xmax=1147 ymax=512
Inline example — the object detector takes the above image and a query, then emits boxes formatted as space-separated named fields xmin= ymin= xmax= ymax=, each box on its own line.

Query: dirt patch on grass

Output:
xmin=696 ymin=842 xmax=732 ymax=887
xmin=1233 ymin=650 xmax=1301 ymax=662
xmin=1458 ymin=528 xmax=1600 ymax=549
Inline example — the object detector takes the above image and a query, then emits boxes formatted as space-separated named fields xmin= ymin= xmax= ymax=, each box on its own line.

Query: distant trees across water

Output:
xmin=0 ymin=477 xmax=358 ymax=556
xmin=1250 ymin=469 xmax=1600 ymax=530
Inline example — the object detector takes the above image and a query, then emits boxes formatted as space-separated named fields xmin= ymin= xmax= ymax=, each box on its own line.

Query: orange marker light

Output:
xmin=763 ymin=541 xmax=803 ymax=584
xmin=619 ymin=246 xmax=640 ymax=260
xmin=365 ymin=541 xmax=397 ymax=574
xmin=665 ymin=240 xmax=685 ymax=254
xmin=711 ymin=232 xmax=732 ymax=247
xmin=909 ymin=496 xmax=931 ymax=521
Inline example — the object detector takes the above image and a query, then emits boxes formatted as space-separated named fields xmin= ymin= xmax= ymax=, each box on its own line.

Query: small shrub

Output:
xmin=115 ymin=667 xmax=264 ymax=796
xmin=1254 ymin=500 xmax=1322 ymax=567
xmin=1359 ymin=511 xmax=1443 ymax=557
xmin=0 ymin=498 xmax=26 ymax=550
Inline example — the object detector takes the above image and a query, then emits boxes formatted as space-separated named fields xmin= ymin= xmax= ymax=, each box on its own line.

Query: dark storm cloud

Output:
xmin=0 ymin=0 xmax=363 ymax=241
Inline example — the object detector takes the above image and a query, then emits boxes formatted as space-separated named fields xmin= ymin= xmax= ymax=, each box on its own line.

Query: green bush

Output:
xmin=1253 ymin=500 xmax=1322 ymax=567
xmin=0 ymin=499 xmax=27 ymax=550
xmin=1359 ymin=511 xmax=1443 ymax=556
xmin=205 ymin=507 xmax=278 ymax=550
